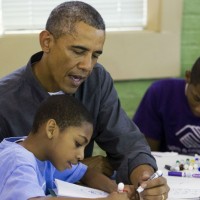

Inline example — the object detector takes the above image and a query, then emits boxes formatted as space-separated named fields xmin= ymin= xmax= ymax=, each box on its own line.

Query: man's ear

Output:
xmin=39 ymin=30 xmax=53 ymax=53
xmin=185 ymin=70 xmax=191 ymax=84
xmin=46 ymin=119 xmax=58 ymax=139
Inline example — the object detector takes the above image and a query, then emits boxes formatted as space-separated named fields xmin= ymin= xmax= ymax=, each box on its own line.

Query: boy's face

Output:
xmin=48 ymin=121 xmax=93 ymax=171
xmin=185 ymin=70 xmax=200 ymax=117
xmin=185 ymin=83 xmax=200 ymax=117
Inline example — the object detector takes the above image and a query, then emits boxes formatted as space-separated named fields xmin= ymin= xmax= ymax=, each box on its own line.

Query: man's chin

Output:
xmin=63 ymin=87 xmax=79 ymax=95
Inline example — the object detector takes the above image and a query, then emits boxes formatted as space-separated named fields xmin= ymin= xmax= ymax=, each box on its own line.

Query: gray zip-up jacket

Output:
xmin=0 ymin=51 xmax=157 ymax=183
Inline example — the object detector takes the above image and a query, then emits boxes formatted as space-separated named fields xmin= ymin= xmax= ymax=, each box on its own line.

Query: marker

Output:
xmin=164 ymin=165 xmax=179 ymax=171
xmin=136 ymin=170 xmax=163 ymax=193
xmin=117 ymin=182 xmax=125 ymax=193
xmin=168 ymin=171 xmax=200 ymax=178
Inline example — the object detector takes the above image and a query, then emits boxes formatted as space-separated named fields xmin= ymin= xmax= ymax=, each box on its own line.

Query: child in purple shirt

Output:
xmin=133 ymin=57 xmax=200 ymax=155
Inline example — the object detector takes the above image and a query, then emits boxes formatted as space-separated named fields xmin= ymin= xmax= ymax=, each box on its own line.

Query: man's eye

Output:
xmin=75 ymin=141 xmax=82 ymax=147
xmin=73 ymin=50 xmax=84 ymax=55
xmin=92 ymin=54 xmax=99 ymax=59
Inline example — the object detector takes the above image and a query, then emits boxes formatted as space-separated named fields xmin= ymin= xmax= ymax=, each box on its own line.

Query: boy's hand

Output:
xmin=107 ymin=191 xmax=129 ymax=200
xmin=124 ymin=185 xmax=139 ymax=200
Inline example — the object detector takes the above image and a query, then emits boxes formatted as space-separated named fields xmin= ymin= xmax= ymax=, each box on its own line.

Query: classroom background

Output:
xmin=96 ymin=0 xmax=200 ymax=155
xmin=115 ymin=0 xmax=200 ymax=119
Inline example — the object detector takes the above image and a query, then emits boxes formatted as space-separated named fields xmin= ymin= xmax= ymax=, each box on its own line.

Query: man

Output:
xmin=133 ymin=57 xmax=200 ymax=155
xmin=0 ymin=1 xmax=169 ymax=199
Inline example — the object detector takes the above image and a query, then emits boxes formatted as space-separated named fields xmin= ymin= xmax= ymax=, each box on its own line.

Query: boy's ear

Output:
xmin=46 ymin=119 xmax=58 ymax=139
xmin=39 ymin=30 xmax=53 ymax=53
xmin=185 ymin=70 xmax=191 ymax=83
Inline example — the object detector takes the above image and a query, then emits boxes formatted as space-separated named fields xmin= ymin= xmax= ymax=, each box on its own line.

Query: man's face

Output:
xmin=49 ymin=122 xmax=93 ymax=171
xmin=42 ymin=22 xmax=105 ymax=93
xmin=185 ymin=83 xmax=200 ymax=117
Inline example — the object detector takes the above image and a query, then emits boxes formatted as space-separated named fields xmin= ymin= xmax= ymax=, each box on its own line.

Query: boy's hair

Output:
xmin=190 ymin=57 xmax=200 ymax=85
xmin=31 ymin=95 xmax=93 ymax=133
xmin=46 ymin=1 xmax=105 ymax=39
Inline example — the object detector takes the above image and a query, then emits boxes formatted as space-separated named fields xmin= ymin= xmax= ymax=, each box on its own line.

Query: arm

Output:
xmin=8 ymin=164 xmax=129 ymax=200
xmin=81 ymin=155 xmax=114 ymax=177
xmin=80 ymin=168 xmax=117 ymax=193
xmin=80 ymin=168 xmax=135 ymax=198
xmin=29 ymin=192 xmax=129 ymax=200
xmin=93 ymin=68 xmax=169 ymax=199
xmin=53 ymin=163 xmax=135 ymax=199
xmin=145 ymin=137 xmax=161 ymax=151
xmin=30 ymin=168 xmax=131 ymax=200
xmin=133 ymin=82 xmax=164 ymax=152
xmin=93 ymin=68 xmax=157 ymax=182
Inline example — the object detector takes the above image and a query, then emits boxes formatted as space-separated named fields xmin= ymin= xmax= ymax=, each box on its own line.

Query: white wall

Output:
xmin=0 ymin=0 xmax=182 ymax=80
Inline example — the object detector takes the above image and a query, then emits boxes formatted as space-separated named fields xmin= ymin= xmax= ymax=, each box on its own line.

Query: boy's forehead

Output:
xmin=67 ymin=124 xmax=93 ymax=141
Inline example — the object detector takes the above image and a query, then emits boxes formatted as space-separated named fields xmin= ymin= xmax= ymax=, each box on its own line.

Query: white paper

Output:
xmin=152 ymin=151 xmax=178 ymax=157
xmin=153 ymin=152 xmax=200 ymax=199
xmin=54 ymin=179 xmax=109 ymax=198
xmin=166 ymin=176 xmax=200 ymax=199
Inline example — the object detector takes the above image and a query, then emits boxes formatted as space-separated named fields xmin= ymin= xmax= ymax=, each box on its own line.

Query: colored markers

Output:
xmin=164 ymin=165 xmax=179 ymax=172
xmin=168 ymin=171 xmax=200 ymax=178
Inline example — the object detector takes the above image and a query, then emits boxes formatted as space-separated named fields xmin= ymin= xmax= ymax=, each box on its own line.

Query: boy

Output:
xmin=133 ymin=57 xmax=200 ymax=155
xmin=0 ymin=95 xmax=133 ymax=200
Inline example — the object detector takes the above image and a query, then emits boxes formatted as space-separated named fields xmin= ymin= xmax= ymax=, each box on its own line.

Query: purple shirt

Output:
xmin=133 ymin=78 xmax=200 ymax=155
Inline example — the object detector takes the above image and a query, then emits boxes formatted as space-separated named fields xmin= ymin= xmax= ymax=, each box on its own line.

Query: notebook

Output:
xmin=53 ymin=179 xmax=109 ymax=198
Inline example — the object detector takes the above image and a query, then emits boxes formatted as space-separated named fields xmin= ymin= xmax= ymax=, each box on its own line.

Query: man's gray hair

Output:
xmin=46 ymin=1 xmax=105 ymax=38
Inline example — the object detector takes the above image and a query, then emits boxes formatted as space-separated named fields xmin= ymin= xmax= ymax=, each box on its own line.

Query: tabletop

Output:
xmin=152 ymin=151 xmax=200 ymax=200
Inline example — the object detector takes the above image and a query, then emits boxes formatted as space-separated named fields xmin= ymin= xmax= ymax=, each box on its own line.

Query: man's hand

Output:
xmin=130 ymin=165 xmax=170 ymax=200
xmin=82 ymin=155 xmax=114 ymax=177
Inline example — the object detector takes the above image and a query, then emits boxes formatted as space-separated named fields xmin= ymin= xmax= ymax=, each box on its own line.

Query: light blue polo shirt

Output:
xmin=0 ymin=137 xmax=87 ymax=200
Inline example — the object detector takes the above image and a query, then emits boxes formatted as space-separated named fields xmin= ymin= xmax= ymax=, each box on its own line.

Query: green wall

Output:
xmin=181 ymin=0 xmax=200 ymax=76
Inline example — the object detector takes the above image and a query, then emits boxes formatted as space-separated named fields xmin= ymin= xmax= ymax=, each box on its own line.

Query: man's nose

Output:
xmin=78 ymin=54 xmax=93 ymax=71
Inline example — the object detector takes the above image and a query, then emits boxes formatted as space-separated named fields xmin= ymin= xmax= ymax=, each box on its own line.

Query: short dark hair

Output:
xmin=190 ymin=57 xmax=200 ymax=85
xmin=46 ymin=1 xmax=105 ymax=38
xmin=31 ymin=95 xmax=93 ymax=133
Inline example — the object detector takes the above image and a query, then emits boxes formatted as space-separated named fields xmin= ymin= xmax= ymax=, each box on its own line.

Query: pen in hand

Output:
xmin=118 ymin=182 xmax=125 ymax=193
xmin=136 ymin=170 xmax=163 ymax=193
xmin=117 ymin=182 xmax=129 ymax=193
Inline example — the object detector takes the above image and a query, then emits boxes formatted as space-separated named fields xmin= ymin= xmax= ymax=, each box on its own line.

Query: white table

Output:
xmin=152 ymin=152 xmax=200 ymax=200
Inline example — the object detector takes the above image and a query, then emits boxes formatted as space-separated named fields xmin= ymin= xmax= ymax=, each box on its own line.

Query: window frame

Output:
xmin=1 ymin=0 xmax=147 ymax=33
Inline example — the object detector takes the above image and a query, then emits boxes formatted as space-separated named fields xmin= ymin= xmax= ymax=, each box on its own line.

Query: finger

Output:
xmin=140 ymin=184 xmax=170 ymax=199
xmin=143 ymin=193 xmax=168 ymax=200
xmin=143 ymin=177 xmax=167 ymax=190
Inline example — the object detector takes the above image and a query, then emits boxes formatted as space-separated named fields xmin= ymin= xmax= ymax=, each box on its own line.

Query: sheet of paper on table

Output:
xmin=167 ymin=176 xmax=200 ymax=199
xmin=152 ymin=151 xmax=200 ymax=199
xmin=54 ymin=179 xmax=109 ymax=198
